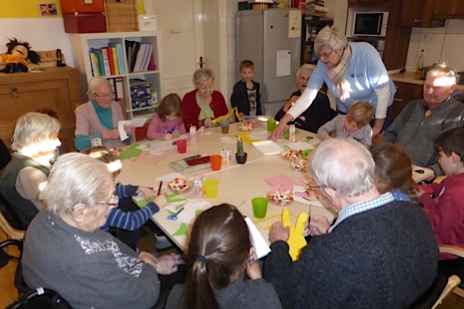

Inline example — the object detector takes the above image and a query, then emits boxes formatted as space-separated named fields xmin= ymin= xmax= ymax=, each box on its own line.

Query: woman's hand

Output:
xmin=155 ymin=253 xmax=184 ymax=275
xmin=246 ymin=259 xmax=262 ymax=280
xmin=203 ymin=118 xmax=213 ymax=128
xmin=124 ymin=125 xmax=136 ymax=135
xmin=282 ymin=95 xmax=300 ymax=112
xmin=268 ymin=114 xmax=293 ymax=141
xmin=102 ymin=129 xmax=119 ymax=140
xmin=308 ymin=215 xmax=330 ymax=236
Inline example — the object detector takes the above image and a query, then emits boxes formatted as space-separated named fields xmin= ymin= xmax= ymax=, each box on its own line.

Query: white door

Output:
xmin=146 ymin=0 xmax=230 ymax=101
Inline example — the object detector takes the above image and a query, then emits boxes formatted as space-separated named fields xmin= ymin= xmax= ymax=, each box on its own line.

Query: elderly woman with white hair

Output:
xmin=0 ymin=112 xmax=61 ymax=229
xmin=22 ymin=153 xmax=183 ymax=309
xmin=74 ymin=77 xmax=135 ymax=151
xmin=274 ymin=64 xmax=335 ymax=133
xmin=270 ymin=26 xmax=396 ymax=140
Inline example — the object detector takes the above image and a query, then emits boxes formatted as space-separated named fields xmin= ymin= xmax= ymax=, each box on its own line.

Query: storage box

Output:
xmin=60 ymin=0 xmax=104 ymax=13
xmin=63 ymin=12 xmax=106 ymax=33
xmin=138 ymin=15 xmax=157 ymax=31
xmin=104 ymin=0 xmax=139 ymax=32
xmin=130 ymin=79 xmax=152 ymax=108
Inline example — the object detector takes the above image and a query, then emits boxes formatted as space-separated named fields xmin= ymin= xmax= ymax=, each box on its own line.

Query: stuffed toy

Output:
xmin=0 ymin=38 xmax=40 ymax=73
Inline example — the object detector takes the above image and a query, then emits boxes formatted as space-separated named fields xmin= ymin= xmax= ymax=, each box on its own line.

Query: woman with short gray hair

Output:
xmin=182 ymin=68 xmax=229 ymax=130
xmin=0 ymin=112 xmax=61 ymax=228
xmin=22 ymin=153 xmax=183 ymax=309
xmin=270 ymin=26 xmax=395 ymax=140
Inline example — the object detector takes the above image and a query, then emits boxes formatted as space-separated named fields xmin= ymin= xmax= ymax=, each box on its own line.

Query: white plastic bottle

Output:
xmin=415 ymin=49 xmax=425 ymax=78
xmin=289 ymin=124 xmax=296 ymax=143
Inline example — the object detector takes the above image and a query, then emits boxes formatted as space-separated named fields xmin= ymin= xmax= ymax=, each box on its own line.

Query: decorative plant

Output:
xmin=236 ymin=136 xmax=244 ymax=155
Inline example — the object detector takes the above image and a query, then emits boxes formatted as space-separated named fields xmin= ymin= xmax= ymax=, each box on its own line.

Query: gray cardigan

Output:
xmin=317 ymin=115 xmax=372 ymax=146
xmin=383 ymin=97 xmax=464 ymax=175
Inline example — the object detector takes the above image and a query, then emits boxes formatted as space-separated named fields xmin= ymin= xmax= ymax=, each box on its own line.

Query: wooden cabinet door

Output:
xmin=433 ymin=0 xmax=464 ymax=18
xmin=399 ymin=0 xmax=444 ymax=28
xmin=390 ymin=82 xmax=423 ymax=123
xmin=348 ymin=0 xmax=391 ymax=7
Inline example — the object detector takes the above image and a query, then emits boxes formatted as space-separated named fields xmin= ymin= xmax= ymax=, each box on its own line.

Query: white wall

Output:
xmin=405 ymin=20 xmax=464 ymax=73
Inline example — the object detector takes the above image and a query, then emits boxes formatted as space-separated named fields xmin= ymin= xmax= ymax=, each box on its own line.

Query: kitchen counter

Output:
xmin=388 ymin=69 xmax=464 ymax=90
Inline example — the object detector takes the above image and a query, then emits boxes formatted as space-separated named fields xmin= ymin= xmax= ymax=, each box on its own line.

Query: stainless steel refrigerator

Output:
xmin=235 ymin=8 xmax=301 ymax=117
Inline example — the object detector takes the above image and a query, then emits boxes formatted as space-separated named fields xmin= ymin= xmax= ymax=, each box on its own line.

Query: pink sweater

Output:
xmin=146 ymin=114 xmax=186 ymax=140
xmin=75 ymin=101 xmax=126 ymax=150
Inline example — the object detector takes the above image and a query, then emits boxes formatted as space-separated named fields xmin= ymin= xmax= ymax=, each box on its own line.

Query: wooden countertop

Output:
xmin=388 ymin=69 xmax=464 ymax=90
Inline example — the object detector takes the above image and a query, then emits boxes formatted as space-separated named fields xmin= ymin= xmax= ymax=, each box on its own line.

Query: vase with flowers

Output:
xmin=235 ymin=136 xmax=247 ymax=164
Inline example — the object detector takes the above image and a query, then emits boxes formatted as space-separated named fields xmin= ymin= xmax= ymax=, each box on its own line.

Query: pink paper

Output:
xmin=265 ymin=175 xmax=297 ymax=192
xmin=131 ymin=150 xmax=175 ymax=165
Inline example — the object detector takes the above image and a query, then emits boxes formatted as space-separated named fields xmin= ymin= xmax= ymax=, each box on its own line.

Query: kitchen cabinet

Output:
xmin=433 ymin=0 xmax=464 ymax=19
xmin=390 ymin=81 xmax=423 ymax=122
xmin=398 ymin=0 xmax=445 ymax=28
xmin=0 ymin=67 xmax=82 ymax=152
xmin=69 ymin=31 xmax=164 ymax=120
xmin=301 ymin=17 xmax=333 ymax=65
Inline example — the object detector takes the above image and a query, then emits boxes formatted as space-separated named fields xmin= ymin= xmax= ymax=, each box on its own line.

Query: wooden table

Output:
xmin=117 ymin=123 xmax=336 ymax=250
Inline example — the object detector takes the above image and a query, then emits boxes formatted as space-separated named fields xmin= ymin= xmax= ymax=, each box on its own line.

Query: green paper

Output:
xmin=283 ymin=128 xmax=300 ymax=140
xmin=119 ymin=143 xmax=142 ymax=161
xmin=173 ymin=223 xmax=188 ymax=236
xmin=136 ymin=197 xmax=154 ymax=208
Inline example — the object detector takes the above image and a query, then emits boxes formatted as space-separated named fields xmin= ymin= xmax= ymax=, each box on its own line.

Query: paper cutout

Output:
xmin=244 ymin=217 xmax=271 ymax=260
xmin=119 ymin=118 xmax=149 ymax=141
xmin=247 ymin=130 xmax=269 ymax=141
xmin=282 ymin=207 xmax=307 ymax=261
xmin=172 ymin=223 xmax=188 ymax=236
xmin=119 ymin=144 xmax=142 ymax=161
xmin=165 ymin=199 xmax=210 ymax=224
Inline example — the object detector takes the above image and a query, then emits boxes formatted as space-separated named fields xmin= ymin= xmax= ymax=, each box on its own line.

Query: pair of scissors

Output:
xmin=167 ymin=207 xmax=184 ymax=221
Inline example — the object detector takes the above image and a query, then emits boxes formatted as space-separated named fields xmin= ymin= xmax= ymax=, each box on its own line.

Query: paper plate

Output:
xmin=167 ymin=178 xmax=193 ymax=193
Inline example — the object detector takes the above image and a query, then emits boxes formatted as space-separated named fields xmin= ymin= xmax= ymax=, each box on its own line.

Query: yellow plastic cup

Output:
xmin=204 ymin=179 xmax=219 ymax=199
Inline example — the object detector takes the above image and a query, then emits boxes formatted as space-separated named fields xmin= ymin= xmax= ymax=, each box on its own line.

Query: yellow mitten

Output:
xmin=282 ymin=207 xmax=308 ymax=261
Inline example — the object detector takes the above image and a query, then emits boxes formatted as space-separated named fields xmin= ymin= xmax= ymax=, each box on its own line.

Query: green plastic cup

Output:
xmin=252 ymin=197 xmax=268 ymax=219
xmin=267 ymin=118 xmax=277 ymax=132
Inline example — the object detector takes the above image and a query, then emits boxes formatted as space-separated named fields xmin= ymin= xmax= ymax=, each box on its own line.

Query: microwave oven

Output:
xmin=352 ymin=11 xmax=388 ymax=37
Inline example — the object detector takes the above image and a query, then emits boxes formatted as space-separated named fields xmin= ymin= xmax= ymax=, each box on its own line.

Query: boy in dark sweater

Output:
xmin=231 ymin=60 xmax=261 ymax=119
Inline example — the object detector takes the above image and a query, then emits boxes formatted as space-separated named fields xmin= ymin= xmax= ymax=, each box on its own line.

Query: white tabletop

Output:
xmin=117 ymin=123 xmax=335 ymax=250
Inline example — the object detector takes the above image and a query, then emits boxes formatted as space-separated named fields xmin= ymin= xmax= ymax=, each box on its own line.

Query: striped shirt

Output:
xmin=329 ymin=192 xmax=394 ymax=232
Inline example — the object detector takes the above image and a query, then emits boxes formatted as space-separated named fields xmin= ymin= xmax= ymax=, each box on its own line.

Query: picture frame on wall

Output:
xmin=39 ymin=3 xmax=58 ymax=16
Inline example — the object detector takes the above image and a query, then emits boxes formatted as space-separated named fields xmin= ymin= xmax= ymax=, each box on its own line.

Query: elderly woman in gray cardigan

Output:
xmin=74 ymin=77 xmax=135 ymax=151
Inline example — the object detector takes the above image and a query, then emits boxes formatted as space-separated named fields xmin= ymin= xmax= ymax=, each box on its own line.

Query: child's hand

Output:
xmin=171 ymin=130 xmax=180 ymax=138
xmin=163 ymin=133 xmax=173 ymax=141
xmin=246 ymin=259 xmax=262 ymax=280
xmin=239 ymin=112 xmax=245 ymax=119
xmin=153 ymin=194 xmax=167 ymax=207
xmin=138 ymin=186 xmax=157 ymax=199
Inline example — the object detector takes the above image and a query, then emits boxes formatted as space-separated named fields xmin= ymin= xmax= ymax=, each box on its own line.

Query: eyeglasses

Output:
xmin=317 ymin=50 xmax=334 ymax=60
xmin=94 ymin=93 xmax=113 ymax=99
xmin=97 ymin=195 xmax=119 ymax=208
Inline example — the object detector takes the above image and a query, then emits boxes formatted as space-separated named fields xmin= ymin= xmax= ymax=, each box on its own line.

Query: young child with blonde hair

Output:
xmin=317 ymin=101 xmax=374 ymax=146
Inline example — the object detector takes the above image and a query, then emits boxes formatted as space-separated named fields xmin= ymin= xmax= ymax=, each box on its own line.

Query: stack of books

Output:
xmin=125 ymin=41 xmax=156 ymax=73
xmin=89 ymin=43 xmax=126 ymax=77
xmin=305 ymin=0 xmax=328 ymax=18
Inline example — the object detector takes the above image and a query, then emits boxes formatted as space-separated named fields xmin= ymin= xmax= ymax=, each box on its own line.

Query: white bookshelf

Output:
xmin=69 ymin=31 xmax=164 ymax=120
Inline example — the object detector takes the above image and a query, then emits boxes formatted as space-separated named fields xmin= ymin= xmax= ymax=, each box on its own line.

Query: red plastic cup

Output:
xmin=176 ymin=139 xmax=187 ymax=153
xmin=209 ymin=154 xmax=222 ymax=171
